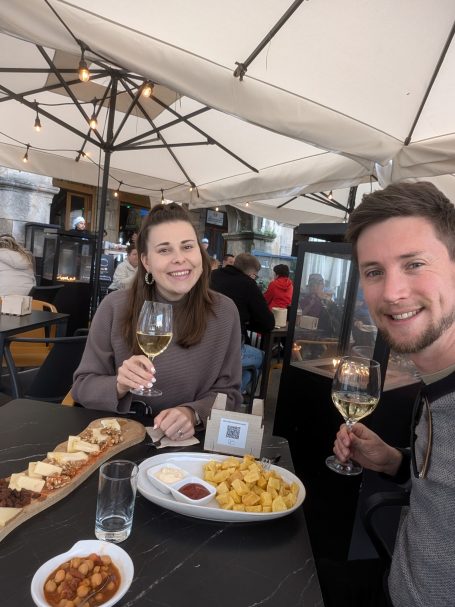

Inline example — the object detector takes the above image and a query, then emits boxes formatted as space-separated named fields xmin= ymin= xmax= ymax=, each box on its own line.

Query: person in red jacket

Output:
xmin=264 ymin=264 xmax=293 ymax=310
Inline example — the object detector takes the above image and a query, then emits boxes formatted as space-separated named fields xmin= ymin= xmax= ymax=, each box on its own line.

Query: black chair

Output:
xmin=361 ymin=486 xmax=411 ymax=565
xmin=242 ymin=364 xmax=261 ymax=411
xmin=3 ymin=335 xmax=87 ymax=403
xmin=29 ymin=284 xmax=65 ymax=304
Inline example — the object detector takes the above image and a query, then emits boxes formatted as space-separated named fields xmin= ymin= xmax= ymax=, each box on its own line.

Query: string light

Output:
xmin=328 ymin=190 xmax=333 ymax=200
xmin=114 ymin=181 xmax=123 ymax=198
xmin=78 ymin=49 xmax=90 ymax=82
xmin=89 ymin=98 xmax=97 ymax=130
xmin=215 ymin=206 xmax=219 ymax=212
xmin=22 ymin=144 xmax=30 ymax=163
xmin=245 ymin=202 xmax=249 ymax=207
xmin=141 ymin=81 xmax=154 ymax=98
xmin=161 ymin=189 xmax=165 ymax=203
xmin=33 ymin=101 xmax=42 ymax=132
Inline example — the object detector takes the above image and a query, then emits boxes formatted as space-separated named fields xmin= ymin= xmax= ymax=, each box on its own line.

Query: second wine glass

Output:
xmin=326 ymin=356 xmax=381 ymax=476
xmin=131 ymin=301 xmax=173 ymax=397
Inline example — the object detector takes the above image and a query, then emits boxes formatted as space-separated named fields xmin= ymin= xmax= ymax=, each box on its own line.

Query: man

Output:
xmin=210 ymin=252 xmax=274 ymax=393
xmin=201 ymin=237 xmax=209 ymax=250
xmin=222 ymin=253 xmax=235 ymax=267
xmin=108 ymin=244 xmax=138 ymax=291
xmin=331 ymin=181 xmax=455 ymax=607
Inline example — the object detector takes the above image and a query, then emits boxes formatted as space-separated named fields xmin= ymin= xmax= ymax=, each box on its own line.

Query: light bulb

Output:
xmin=141 ymin=82 xmax=153 ymax=98
xmin=328 ymin=190 xmax=333 ymax=200
xmin=34 ymin=116 xmax=42 ymax=132
xmin=78 ymin=50 xmax=90 ymax=82
xmin=22 ymin=145 xmax=30 ymax=163
xmin=89 ymin=114 xmax=97 ymax=130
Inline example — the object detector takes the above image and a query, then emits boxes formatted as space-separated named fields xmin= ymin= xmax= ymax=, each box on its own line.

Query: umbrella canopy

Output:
xmin=0 ymin=0 xmax=454 ymax=225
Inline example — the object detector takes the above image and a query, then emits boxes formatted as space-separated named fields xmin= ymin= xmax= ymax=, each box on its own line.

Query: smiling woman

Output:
xmin=72 ymin=203 xmax=243 ymax=439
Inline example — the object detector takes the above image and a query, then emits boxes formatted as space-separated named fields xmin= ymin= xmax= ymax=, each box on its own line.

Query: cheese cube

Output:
xmin=67 ymin=436 xmax=100 ymax=454
xmin=100 ymin=418 xmax=121 ymax=431
xmin=34 ymin=461 xmax=62 ymax=477
xmin=0 ymin=507 xmax=22 ymax=527
xmin=8 ymin=473 xmax=22 ymax=491
xmin=47 ymin=451 xmax=88 ymax=464
xmin=28 ymin=462 xmax=43 ymax=479
xmin=17 ymin=475 xmax=45 ymax=493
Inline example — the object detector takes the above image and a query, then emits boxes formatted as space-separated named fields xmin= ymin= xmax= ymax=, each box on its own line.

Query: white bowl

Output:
xmin=31 ymin=539 xmax=134 ymax=607
xmin=146 ymin=462 xmax=189 ymax=494
xmin=169 ymin=476 xmax=216 ymax=506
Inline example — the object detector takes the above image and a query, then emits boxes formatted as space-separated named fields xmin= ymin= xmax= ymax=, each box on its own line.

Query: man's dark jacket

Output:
xmin=210 ymin=266 xmax=275 ymax=339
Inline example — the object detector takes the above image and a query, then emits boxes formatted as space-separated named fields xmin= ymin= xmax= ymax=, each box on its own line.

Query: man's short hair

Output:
xmin=346 ymin=181 xmax=455 ymax=261
xmin=234 ymin=253 xmax=261 ymax=275
xmin=223 ymin=254 xmax=235 ymax=261
xmin=273 ymin=264 xmax=289 ymax=277
xmin=126 ymin=244 xmax=136 ymax=255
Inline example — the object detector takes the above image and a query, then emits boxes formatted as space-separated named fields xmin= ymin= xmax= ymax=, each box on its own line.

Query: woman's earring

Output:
xmin=145 ymin=272 xmax=154 ymax=286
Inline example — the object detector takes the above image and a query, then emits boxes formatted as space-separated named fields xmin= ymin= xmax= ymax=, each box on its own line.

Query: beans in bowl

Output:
xmin=43 ymin=553 xmax=120 ymax=607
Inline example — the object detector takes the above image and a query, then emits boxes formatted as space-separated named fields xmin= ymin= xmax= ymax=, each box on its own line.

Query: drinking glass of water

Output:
xmin=95 ymin=460 xmax=138 ymax=543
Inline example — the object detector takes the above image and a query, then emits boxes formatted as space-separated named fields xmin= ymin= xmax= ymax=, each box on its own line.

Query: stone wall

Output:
xmin=0 ymin=168 xmax=58 ymax=244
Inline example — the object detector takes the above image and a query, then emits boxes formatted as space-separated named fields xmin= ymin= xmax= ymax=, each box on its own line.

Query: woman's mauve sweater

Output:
xmin=72 ymin=289 xmax=242 ymax=422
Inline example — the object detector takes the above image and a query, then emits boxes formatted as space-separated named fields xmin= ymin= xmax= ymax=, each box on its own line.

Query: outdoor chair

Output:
xmin=29 ymin=284 xmax=65 ymax=304
xmin=3 ymin=334 xmax=87 ymax=402
xmin=7 ymin=299 xmax=59 ymax=369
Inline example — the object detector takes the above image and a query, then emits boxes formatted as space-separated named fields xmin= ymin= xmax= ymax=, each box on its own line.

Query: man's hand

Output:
xmin=333 ymin=423 xmax=403 ymax=476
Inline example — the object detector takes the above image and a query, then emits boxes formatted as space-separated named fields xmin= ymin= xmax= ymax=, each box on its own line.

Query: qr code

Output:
xmin=225 ymin=424 xmax=241 ymax=440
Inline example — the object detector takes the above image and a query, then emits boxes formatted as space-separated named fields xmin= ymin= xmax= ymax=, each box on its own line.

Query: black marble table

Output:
xmin=0 ymin=400 xmax=324 ymax=606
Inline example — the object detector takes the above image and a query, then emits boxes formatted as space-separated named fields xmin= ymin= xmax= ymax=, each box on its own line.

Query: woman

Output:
xmin=0 ymin=234 xmax=36 ymax=296
xmin=264 ymin=264 xmax=293 ymax=310
xmin=72 ymin=203 xmax=242 ymax=440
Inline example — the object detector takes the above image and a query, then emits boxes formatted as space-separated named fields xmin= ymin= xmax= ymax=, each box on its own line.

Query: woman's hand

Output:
xmin=153 ymin=406 xmax=196 ymax=441
xmin=116 ymin=355 xmax=155 ymax=398
xmin=333 ymin=423 xmax=403 ymax=476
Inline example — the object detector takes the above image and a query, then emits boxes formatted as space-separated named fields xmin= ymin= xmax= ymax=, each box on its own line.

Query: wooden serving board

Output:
xmin=0 ymin=418 xmax=146 ymax=543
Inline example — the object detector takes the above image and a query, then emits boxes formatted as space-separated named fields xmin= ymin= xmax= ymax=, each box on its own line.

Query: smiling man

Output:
xmin=330 ymin=182 xmax=455 ymax=607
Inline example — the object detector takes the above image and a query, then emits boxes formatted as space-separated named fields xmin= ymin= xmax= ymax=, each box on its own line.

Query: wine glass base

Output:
xmin=130 ymin=386 xmax=162 ymax=397
xmin=325 ymin=455 xmax=363 ymax=476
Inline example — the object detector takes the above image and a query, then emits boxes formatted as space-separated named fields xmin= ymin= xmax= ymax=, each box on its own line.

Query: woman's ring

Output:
xmin=177 ymin=429 xmax=184 ymax=438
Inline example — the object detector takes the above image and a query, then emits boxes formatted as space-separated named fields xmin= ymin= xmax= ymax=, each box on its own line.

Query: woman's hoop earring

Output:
xmin=145 ymin=272 xmax=154 ymax=286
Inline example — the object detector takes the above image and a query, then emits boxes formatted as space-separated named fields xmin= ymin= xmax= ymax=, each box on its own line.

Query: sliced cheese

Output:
xmin=0 ymin=507 xmax=22 ymax=527
xmin=100 ymin=418 xmax=121 ymax=431
xmin=34 ymin=461 xmax=62 ymax=477
xmin=47 ymin=451 xmax=88 ymax=464
xmin=17 ymin=475 xmax=45 ymax=493
xmin=8 ymin=473 xmax=22 ymax=491
xmin=28 ymin=462 xmax=43 ymax=479
xmin=67 ymin=436 xmax=100 ymax=454
xmin=91 ymin=428 xmax=108 ymax=444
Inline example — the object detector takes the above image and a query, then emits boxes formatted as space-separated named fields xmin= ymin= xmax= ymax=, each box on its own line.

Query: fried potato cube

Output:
xmin=272 ymin=496 xmax=287 ymax=512
xmin=229 ymin=489 xmax=242 ymax=504
xmin=267 ymin=487 xmax=278 ymax=499
xmin=216 ymin=494 xmax=235 ymax=510
xmin=221 ymin=457 xmax=239 ymax=469
xmin=229 ymin=469 xmax=243 ymax=482
xmin=267 ymin=477 xmax=281 ymax=491
xmin=262 ymin=506 xmax=272 ymax=513
xmin=243 ymin=470 xmax=260 ymax=483
xmin=231 ymin=478 xmax=249 ymax=496
xmin=216 ymin=481 xmax=230 ymax=495
xmin=290 ymin=482 xmax=299 ymax=495
xmin=233 ymin=504 xmax=246 ymax=512
xmin=245 ymin=505 xmax=262 ymax=512
xmin=260 ymin=491 xmax=272 ymax=506
xmin=252 ymin=484 xmax=264 ymax=497
xmin=242 ymin=491 xmax=261 ymax=506
xmin=284 ymin=493 xmax=297 ymax=508
xmin=204 ymin=461 xmax=217 ymax=472
xmin=257 ymin=475 xmax=267 ymax=489
xmin=204 ymin=470 xmax=216 ymax=482
xmin=213 ymin=470 xmax=230 ymax=483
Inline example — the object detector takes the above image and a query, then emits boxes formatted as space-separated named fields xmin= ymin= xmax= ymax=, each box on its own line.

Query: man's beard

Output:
xmin=378 ymin=309 xmax=455 ymax=354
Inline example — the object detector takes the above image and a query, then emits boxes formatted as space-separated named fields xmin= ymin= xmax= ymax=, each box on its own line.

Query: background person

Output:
xmin=0 ymin=234 xmax=36 ymax=296
xmin=68 ymin=215 xmax=90 ymax=237
xmin=73 ymin=203 xmax=242 ymax=439
xmin=108 ymin=244 xmax=138 ymax=291
xmin=264 ymin=263 xmax=293 ymax=310
xmin=222 ymin=253 xmax=235 ymax=267
xmin=210 ymin=252 xmax=275 ymax=394
xmin=325 ymin=181 xmax=455 ymax=607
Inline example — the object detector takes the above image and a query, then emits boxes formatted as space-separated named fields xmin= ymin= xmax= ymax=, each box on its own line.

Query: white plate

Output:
xmin=137 ymin=453 xmax=305 ymax=522
xmin=31 ymin=539 xmax=134 ymax=607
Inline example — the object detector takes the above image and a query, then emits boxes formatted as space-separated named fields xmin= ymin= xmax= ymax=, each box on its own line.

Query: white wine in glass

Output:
xmin=131 ymin=301 xmax=173 ymax=397
xmin=326 ymin=356 xmax=381 ymax=476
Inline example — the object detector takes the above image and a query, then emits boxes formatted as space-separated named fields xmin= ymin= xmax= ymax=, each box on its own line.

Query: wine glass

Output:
xmin=130 ymin=301 xmax=173 ymax=397
xmin=326 ymin=356 xmax=381 ymax=476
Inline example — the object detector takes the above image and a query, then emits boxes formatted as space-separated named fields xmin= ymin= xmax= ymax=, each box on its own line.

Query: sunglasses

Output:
xmin=410 ymin=393 xmax=433 ymax=479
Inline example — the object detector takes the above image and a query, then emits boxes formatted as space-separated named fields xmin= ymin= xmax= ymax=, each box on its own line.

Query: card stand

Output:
xmin=1 ymin=295 xmax=32 ymax=315
xmin=204 ymin=393 xmax=264 ymax=458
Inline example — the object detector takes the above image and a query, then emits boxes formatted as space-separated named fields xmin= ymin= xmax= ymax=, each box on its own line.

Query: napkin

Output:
xmin=146 ymin=427 xmax=199 ymax=449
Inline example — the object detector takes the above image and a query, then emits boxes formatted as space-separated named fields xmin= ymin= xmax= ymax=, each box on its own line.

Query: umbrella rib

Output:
xmin=119 ymin=75 xmax=194 ymax=185
xmin=404 ymin=19 xmax=455 ymax=146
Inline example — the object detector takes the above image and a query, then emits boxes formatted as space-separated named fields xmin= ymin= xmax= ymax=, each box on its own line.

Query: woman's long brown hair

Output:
xmin=121 ymin=203 xmax=215 ymax=350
